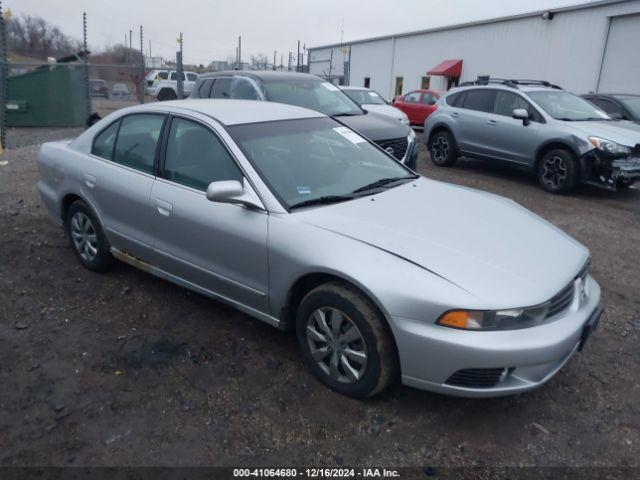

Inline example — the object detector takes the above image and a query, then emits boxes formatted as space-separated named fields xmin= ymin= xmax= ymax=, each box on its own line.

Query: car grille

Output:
xmin=446 ymin=368 xmax=508 ymax=388
xmin=545 ymin=260 xmax=590 ymax=319
xmin=374 ymin=137 xmax=408 ymax=160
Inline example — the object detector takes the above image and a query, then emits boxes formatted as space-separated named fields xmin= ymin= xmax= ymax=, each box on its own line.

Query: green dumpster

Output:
xmin=6 ymin=66 xmax=88 ymax=127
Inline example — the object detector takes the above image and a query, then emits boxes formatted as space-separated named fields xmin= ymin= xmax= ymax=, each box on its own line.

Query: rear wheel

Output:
xmin=429 ymin=130 xmax=458 ymax=167
xmin=158 ymin=88 xmax=177 ymax=101
xmin=296 ymin=281 xmax=398 ymax=398
xmin=66 ymin=200 xmax=113 ymax=272
xmin=537 ymin=149 xmax=578 ymax=194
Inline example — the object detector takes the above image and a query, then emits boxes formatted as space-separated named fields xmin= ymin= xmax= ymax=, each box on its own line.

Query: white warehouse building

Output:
xmin=308 ymin=0 xmax=640 ymax=99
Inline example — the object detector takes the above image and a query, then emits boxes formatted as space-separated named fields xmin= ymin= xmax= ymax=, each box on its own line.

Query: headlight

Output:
xmin=588 ymin=136 xmax=631 ymax=156
xmin=437 ymin=303 xmax=550 ymax=331
xmin=408 ymin=128 xmax=416 ymax=142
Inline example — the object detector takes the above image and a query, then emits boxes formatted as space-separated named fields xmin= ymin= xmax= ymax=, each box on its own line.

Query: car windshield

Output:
xmin=262 ymin=79 xmax=363 ymax=116
xmin=343 ymin=89 xmax=386 ymax=106
xmin=617 ymin=96 xmax=640 ymax=118
xmin=228 ymin=117 xmax=414 ymax=209
xmin=528 ymin=91 xmax=612 ymax=121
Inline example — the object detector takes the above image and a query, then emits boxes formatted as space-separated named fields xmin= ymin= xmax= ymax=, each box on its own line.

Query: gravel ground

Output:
xmin=0 ymin=126 xmax=638 ymax=470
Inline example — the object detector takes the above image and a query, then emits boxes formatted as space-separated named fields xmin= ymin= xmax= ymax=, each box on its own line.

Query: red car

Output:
xmin=392 ymin=89 xmax=441 ymax=126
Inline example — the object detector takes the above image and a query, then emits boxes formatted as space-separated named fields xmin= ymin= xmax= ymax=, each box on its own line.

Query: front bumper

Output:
xmin=391 ymin=275 xmax=602 ymax=397
xmin=401 ymin=133 xmax=419 ymax=169
xmin=581 ymin=150 xmax=640 ymax=190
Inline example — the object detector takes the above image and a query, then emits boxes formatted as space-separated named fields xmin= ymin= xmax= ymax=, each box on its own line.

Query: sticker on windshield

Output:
xmin=321 ymin=82 xmax=340 ymax=91
xmin=333 ymin=126 xmax=366 ymax=144
xmin=369 ymin=92 xmax=380 ymax=97
xmin=297 ymin=186 xmax=312 ymax=195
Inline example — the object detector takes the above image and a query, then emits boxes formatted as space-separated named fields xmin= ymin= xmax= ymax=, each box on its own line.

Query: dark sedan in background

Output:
xmin=582 ymin=93 xmax=640 ymax=124
xmin=189 ymin=71 xmax=418 ymax=169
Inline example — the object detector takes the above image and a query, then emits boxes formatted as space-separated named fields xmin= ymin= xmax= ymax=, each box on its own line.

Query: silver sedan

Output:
xmin=37 ymin=99 xmax=603 ymax=398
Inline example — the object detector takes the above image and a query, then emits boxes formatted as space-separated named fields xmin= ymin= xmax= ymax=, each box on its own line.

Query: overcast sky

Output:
xmin=7 ymin=0 xmax=594 ymax=65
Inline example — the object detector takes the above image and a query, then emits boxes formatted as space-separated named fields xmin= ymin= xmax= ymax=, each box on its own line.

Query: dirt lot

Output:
xmin=0 ymin=126 xmax=638 ymax=470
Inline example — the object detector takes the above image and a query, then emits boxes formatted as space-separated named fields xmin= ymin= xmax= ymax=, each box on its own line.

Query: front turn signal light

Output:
xmin=438 ymin=311 xmax=471 ymax=329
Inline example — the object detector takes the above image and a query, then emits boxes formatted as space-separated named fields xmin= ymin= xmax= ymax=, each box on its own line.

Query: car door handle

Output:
xmin=83 ymin=173 xmax=96 ymax=188
xmin=451 ymin=112 xmax=459 ymax=118
xmin=487 ymin=120 xmax=497 ymax=126
xmin=155 ymin=199 xmax=173 ymax=216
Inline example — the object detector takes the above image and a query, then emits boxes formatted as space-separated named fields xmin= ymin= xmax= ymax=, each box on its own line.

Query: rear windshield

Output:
xmin=263 ymin=79 xmax=362 ymax=117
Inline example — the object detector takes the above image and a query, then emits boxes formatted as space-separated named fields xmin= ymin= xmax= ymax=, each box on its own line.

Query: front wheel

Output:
xmin=429 ymin=130 xmax=458 ymax=167
xmin=296 ymin=281 xmax=398 ymax=398
xmin=537 ymin=149 xmax=578 ymax=194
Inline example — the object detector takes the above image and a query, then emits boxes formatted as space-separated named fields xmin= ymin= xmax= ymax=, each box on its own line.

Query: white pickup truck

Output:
xmin=145 ymin=70 xmax=199 ymax=100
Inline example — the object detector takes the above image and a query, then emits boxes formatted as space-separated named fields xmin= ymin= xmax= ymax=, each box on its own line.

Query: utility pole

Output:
xmin=176 ymin=32 xmax=184 ymax=98
xmin=129 ymin=29 xmax=132 ymax=56
xmin=0 ymin=0 xmax=7 ymax=153
xmin=149 ymin=40 xmax=151 ymax=58
xmin=273 ymin=50 xmax=276 ymax=71
xmin=82 ymin=12 xmax=90 ymax=118
xmin=139 ymin=26 xmax=144 ymax=104
xmin=238 ymin=36 xmax=242 ymax=69
xmin=296 ymin=40 xmax=300 ymax=72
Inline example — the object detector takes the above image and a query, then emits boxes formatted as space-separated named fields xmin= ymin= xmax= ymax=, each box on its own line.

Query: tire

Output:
xmin=537 ymin=149 xmax=578 ymax=194
xmin=429 ymin=130 xmax=458 ymax=167
xmin=66 ymin=200 xmax=114 ymax=273
xmin=158 ymin=88 xmax=177 ymax=101
xmin=296 ymin=281 xmax=398 ymax=398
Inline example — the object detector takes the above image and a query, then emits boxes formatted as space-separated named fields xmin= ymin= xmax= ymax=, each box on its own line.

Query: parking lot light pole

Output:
xmin=139 ymin=26 xmax=144 ymax=104
xmin=176 ymin=32 xmax=184 ymax=99
xmin=82 ymin=12 xmax=90 ymax=119
xmin=0 ymin=0 xmax=7 ymax=153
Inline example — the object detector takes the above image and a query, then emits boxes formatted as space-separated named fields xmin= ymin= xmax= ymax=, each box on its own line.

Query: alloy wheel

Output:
xmin=306 ymin=307 xmax=368 ymax=384
xmin=542 ymin=155 xmax=568 ymax=189
xmin=431 ymin=136 xmax=450 ymax=163
xmin=70 ymin=212 xmax=99 ymax=262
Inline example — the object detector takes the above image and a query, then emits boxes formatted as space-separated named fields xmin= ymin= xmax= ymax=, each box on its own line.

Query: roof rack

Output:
xmin=459 ymin=78 xmax=563 ymax=90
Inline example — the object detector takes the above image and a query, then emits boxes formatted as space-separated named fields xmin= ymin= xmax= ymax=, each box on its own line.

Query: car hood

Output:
xmin=566 ymin=120 xmax=640 ymax=147
xmin=337 ymin=111 xmax=410 ymax=141
xmin=362 ymin=104 xmax=408 ymax=122
xmin=294 ymin=178 xmax=589 ymax=308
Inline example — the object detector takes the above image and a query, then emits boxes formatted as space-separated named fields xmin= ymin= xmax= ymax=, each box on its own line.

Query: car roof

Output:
xmin=197 ymin=70 xmax=323 ymax=83
xmin=130 ymin=99 xmax=326 ymax=126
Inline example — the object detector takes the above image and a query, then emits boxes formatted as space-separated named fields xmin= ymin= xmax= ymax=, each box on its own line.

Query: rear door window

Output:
xmin=197 ymin=79 xmax=214 ymax=98
xmin=463 ymin=89 xmax=497 ymax=112
xmin=210 ymin=78 xmax=232 ymax=98
xmin=92 ymin=120 xmax=119 ymax=160
xmin=187 ymin=73 xmax=198 ymax=82
xmin=421 ymin=93 xmax=437 ymax=104
xmin=446 ymin=91 xmax=466 ymax=107
xmin=113 ymin=114 xmax=165 ymax=174
xmin=403 ymin=92 xmax=420 ymax=103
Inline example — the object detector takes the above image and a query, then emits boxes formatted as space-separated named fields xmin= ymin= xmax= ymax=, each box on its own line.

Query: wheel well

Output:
xmin=61 ymin=193 xmax=83 ymax=222
xmin=427 ymin=125 xmax=453 ymax=146
xmin=282 ymin=273 xmax=388 ymax=333
xmin=535 ymin=142 xmax=578 ymax=171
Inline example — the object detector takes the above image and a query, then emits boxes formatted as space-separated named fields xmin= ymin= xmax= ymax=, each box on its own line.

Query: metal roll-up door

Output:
xmin=598 ymin=14 xmax=640 ymax=94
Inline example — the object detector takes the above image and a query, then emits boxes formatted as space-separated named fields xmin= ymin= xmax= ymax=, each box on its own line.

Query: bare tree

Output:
xmin=7 ymin=14 xmax=82 ymax=59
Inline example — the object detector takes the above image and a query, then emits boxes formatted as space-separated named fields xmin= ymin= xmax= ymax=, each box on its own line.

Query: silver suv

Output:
xmin=424 ymin=80 xmax=640 ymax=193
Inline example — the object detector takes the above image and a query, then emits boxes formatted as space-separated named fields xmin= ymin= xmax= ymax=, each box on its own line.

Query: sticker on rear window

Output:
xmin=297 ymin=186 xmax=312 ymax=195
xmin=333 ymin=127 xmax=366 ymax=144
xmin=321 ymin=82 xmax=340 ymax=91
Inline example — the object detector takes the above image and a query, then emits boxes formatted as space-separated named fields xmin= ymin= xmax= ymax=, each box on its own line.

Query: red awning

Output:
xmin=427 ymin=59 xmax=463 ymax=77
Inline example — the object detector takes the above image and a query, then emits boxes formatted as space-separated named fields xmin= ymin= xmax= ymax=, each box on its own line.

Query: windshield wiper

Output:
xmin=289 ymin=195 xmax=354 ymax=210
xmin=352 ymin=175 xmax=418 ymax=195
xmin=333 ymin=112 xmax=362 ymax=117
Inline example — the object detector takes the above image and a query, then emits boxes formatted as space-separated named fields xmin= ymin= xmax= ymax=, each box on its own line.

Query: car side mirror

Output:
xmin=205 ymin=180 xmax=264 ymax=210
xmin=512 ymin=108 xmax=530 ymax=125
